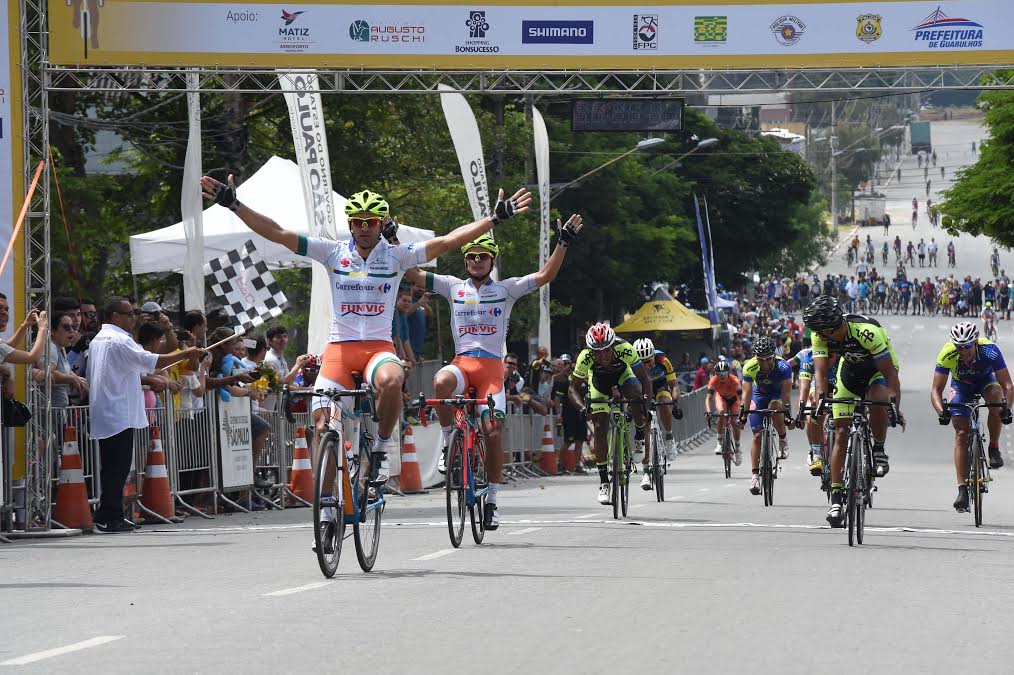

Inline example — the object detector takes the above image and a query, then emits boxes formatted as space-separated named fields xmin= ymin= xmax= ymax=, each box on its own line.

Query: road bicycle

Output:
xmin=984 ymin=321 xmax=998 ymax=343
xmin=707 ymin=410 xmax=737 ymax=479
xmin=818 ymin=396 xmax=898 ymax=546
xmin=797 ymin=404 xmax=834 ymax=502
xmin=945 ymin=398 xmax=1006 ymax=527
xmin=645 ymin=398 xmax=681 ymax=502
xmin=745 ymin=408 xmax=785 ymax=507
xmin=419 ymin=390 xmax=494 ymax=547
xmin=284 ymin=378 xmax=385 ymax=577
xmin=590 ymin=396 xmax=639 ymax=519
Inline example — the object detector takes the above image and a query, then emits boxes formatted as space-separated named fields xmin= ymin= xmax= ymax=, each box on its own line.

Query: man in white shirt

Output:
xmin=88 ymin=297 xmax=205 ymax=533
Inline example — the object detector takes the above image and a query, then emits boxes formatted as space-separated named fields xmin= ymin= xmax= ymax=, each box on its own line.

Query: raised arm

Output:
xmin=201 ymin=174 xmax=300 ymax=253
xmin=422 ymin=187 xmax=532 ymax=261
xmin=532 ymin=215 xmax=583 ymax=288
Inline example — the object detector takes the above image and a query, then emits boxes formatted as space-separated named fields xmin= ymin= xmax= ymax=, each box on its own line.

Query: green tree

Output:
xmin=936 ymin=79 xmax=1014 ymax=244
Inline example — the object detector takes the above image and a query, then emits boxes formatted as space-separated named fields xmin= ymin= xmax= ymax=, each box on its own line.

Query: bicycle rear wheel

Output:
xmin=651 ymin=427 xmax=665 ymax=503
xmin=445 ymin=429 xmax=466 ymax=547
xmin=469 ymin=433 xmax=488 ymax=544
xmin=971 ymin=433 xmax=983 ymax=527
xmin=354 ymin=451 xmax=383 ymax=572
xmin=313 ymin=432 xmax=346 ymax=578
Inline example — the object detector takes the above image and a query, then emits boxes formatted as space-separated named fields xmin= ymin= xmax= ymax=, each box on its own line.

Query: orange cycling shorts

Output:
xmin=437 ymin=355 xmax=507 ymax=417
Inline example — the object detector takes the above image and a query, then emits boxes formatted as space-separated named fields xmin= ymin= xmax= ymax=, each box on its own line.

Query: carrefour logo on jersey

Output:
xmin=912 ymin=7 xmax=983 ymax=49
xmin=489 ymin=307 xmax=502 ymax=317
xmin=335 ymin=281 xmax=391 ymax=293
xmin=340 ymin=303 xmax=385 ymax=316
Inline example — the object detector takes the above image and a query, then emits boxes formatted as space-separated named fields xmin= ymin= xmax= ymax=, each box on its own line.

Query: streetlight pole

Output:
xmin=649 ymin=137 xmax=719 ymax=177
xmin=550 ymin=137 xmax=664 ymax=199
xmin=831 ymin=101 xmax=837 ymax=236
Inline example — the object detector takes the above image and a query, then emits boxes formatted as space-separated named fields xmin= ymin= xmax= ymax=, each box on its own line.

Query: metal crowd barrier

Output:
xmin=673 ymin=386 xmax=711 ymax=453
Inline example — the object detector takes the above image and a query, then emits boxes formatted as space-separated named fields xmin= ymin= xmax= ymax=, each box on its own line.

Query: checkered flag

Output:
xmin=204 ymin=240 xmax=287 ymax=332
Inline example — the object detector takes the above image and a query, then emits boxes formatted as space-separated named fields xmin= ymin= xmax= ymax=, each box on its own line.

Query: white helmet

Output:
xmin=950 ymin=321 xmax=979 ymax=344
xmin=633 ymin=338 xmax=655 ymax=360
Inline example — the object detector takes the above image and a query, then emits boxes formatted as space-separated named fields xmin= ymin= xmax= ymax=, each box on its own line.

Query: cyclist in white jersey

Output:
xmin=407 ymin=215 xmax=583 ymax=528
xmin=201 ymin=174 xmax=531 ymax=491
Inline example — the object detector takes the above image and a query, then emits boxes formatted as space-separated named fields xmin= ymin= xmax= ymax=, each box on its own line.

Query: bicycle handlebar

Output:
xmin=815 ymin=395 xmax=899 ymax=427
xmin=282 ymin=385 xmax=379 ymax=424
xmin=417 ymin=392 xmax=498 ymax=429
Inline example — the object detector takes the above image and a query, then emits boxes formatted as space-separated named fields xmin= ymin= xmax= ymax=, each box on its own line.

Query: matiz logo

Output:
xmin=281 ymin=9 xmax=305 ymax=25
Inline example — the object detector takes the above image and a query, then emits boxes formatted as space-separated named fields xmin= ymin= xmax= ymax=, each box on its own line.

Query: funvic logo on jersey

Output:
xmin=459 ymin=324 xmax=497 ymax=336
xmin=522 ymin=20 xmax=593 ymax=44
xmin=912 ymin=6 xmax=983 ymax=49
xmin=341 ymin=303 xmax=385 ymax=316
xmin=633 ymin=14 xmax=658 ymax=49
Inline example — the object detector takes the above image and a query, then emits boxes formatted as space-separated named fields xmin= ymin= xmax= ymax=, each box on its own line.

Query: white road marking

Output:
xmin=507 ymin=527 xmax=542 ymax=536
xmin=575 ymin=513 xmax=600 ymax=519
xmin=263 ymin=581 xmax=332 ymax=597
xmin=724 ymin=483 xmax=736 ymax=488
xmin=0 ymin=636 xmax=125 ymax=666
xmin=915 ymin=324 xmax=925 ymax=330
xmin=890 ymin=324 xmax=901 ymax=331
xmin=697 ymin=488 xmax=710 ymax=492
xmin=412 ymin=549 xmax=456 ymax=561
xmin=631 ymin=504 xmax=648 ymax=509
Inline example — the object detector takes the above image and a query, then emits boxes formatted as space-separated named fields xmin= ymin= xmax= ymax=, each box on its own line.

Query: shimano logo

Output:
xmin=522 ymin=20 xmax=593 ymax=44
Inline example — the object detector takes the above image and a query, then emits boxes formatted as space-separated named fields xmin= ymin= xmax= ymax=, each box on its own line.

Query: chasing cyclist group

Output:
xmin=200 ymin=175 xmax=1010 ymax=537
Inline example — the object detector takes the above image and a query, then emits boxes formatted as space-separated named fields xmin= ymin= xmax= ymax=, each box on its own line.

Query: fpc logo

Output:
xmin=632 ymin=14 xmax=658 ymax=50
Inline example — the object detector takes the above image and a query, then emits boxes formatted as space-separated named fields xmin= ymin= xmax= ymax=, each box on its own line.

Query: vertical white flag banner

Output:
xmin=532 ymin=106 xmax=551 ymax=355
xmin=438 ymin=84 xmax=490 ymax=223
xmin=278 ymin=70 xmax=338 ymax=356
xmin=181 ymin=72 xmax=205 ymax=311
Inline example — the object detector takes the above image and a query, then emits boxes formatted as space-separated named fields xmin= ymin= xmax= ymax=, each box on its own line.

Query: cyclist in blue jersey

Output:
xmin=930 ymin=322 xmax=1014 ymax=512
xmin=896 ymin=277 xmax=912 ymax=315
xmin=737 ymin=336 xmax=794 ymax=496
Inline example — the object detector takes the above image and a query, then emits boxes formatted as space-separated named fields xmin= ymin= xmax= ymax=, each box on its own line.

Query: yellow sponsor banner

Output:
xmin=49 ymin=0 xmax=1014 ymax=69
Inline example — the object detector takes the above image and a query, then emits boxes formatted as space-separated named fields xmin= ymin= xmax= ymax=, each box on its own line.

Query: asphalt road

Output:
xmin=4 ymin=118 xmax=1012 ymax=674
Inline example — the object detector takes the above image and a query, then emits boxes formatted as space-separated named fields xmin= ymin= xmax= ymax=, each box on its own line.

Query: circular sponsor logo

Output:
xmin=349 ymin=19 xmax=370 ymax=41
xmin=771 ymin=15 xmax=805 ymax=46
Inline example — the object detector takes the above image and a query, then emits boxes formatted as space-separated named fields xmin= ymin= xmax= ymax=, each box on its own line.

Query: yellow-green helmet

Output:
xmin=344 ymin=190 xmax=389 ymax=217
xmin=460 ymin=233 xmax=499 ymax=256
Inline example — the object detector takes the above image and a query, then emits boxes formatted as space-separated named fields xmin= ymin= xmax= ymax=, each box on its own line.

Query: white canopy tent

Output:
xmin=129 ymin=155 xmax=436 ymax=274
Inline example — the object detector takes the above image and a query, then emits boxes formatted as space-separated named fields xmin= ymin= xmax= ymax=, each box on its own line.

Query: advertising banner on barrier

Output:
xmin=218 ymin=397 xmax=255 ymax=489
xmin=48 ymin=0 xmax=1014 ymax=69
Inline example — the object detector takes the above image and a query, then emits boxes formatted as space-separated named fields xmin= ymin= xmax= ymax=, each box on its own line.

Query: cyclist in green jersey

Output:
xmin=568 ymin=323 xmax=652 ymax=505
xmin=802 ymin=296 xmax=905 ymax=528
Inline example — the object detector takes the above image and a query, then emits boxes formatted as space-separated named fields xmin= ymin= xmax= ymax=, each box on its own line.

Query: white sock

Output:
xmin=487 ymin=483 xmax=499 ymax=505
xmin=809 ymin=443 xmax=822 ymax=458
xmin=440 ymin=425 xmax=453 ymax=447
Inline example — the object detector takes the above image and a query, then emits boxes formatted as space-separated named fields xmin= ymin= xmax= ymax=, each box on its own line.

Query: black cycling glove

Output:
xmin=491 ymin=191 xmax=521 ymax=225
xmin=208 ymin=177 xmax=240 ymax=212
xmin=555 ymin=218 xmax=580 ymax=247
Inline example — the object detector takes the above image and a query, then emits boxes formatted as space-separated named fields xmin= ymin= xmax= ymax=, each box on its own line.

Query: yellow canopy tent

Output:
xmin=614 ymin=298 xmax=713 ymax=333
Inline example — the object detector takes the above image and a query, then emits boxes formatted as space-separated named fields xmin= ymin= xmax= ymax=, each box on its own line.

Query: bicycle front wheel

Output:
xmin=469 ymin=433 xmax=489 ymax=544
xmin=354 ymin=454 xmax=383 ymax=572
xmin=620 ymin=434 xmax=631 ymax=517
xmin=723 ymin=427 xmax=732 ymax=479
xmin=651 ymin=427 xmax=665 ymax=503
xmin=445 ymin=429 xmax=466 ymax=547
xmin=845 ymin=431 xmax=861 ymax=546
xmin=313 ymin=432 xmax=346 ymax=578
xmin=761 ymin=426 xmax=774 ymax=507
xmin=971 ymin=432 xmax=984 ymax=527
xmin=609 ymin=424 xmax=621 ymax=520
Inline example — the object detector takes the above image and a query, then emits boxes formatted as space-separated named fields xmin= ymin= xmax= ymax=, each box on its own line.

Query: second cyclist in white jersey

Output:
xmin=409 ymin=216 xmax=583 ymax=529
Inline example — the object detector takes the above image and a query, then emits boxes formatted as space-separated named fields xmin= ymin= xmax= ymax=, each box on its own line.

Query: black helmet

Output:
xmin=802 ymin=295 xmax=844 ymax=332
xmin=715 ymin=360 xmax=731 ymax=374
xmin=752 ymin=336 xmax=776 ymax=358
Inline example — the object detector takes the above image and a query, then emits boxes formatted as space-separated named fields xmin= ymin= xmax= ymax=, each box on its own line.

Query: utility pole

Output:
xmin=830 ymin=101 xmax=838 ymax=235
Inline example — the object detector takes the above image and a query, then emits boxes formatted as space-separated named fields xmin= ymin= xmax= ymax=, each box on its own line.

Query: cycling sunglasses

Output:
xmin=464 ymin=253 xmax=493 ymax=263
xmin=348 ymin=216 xmax=383 ymax=229
xmin=955 ymin=341 xmax=977 ymax=350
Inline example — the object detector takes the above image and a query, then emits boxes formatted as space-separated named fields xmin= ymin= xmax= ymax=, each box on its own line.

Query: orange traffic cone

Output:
xmin=399 ymin=426 xmax=424 ymax=493
xmin=561 ymin=440 xmax=577 ymax=472
xmin=539 ymin=421 xmax=557 ymax=475
xmin=54 ymin=426 xmax=92 ymax=529
xmin=287 ymin=427 xmax=313 ymax=504
xmin=123 ymin=443 xmax=139 ymax=523
xmin=141 ymin=427 xmax=174 ymax=520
